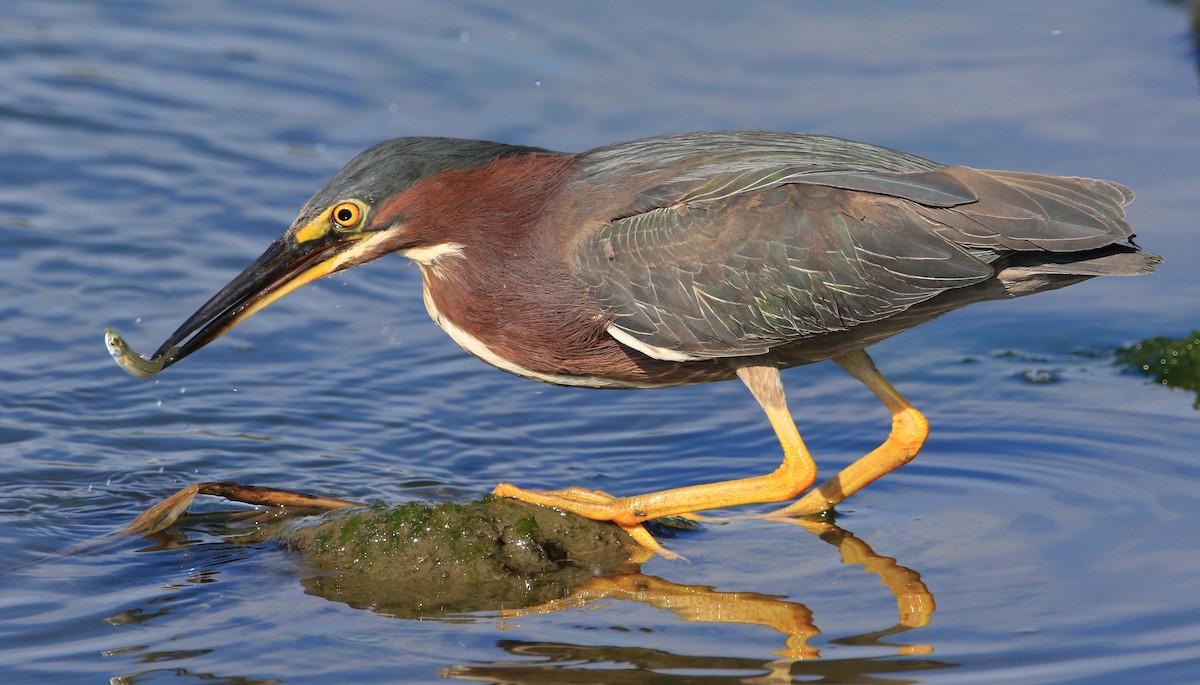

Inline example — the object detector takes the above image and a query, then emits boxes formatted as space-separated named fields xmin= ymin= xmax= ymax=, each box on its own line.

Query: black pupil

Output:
xmin=336 ymin=207 xmax=354 ymax=224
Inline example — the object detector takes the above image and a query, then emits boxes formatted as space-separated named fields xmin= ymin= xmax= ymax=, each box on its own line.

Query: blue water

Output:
xmin=1 ymin=1 xmax=1198 ymax=683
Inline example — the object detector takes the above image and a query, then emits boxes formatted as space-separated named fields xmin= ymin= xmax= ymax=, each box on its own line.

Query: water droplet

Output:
xmin=459 ymin=30 xmax=470 ymax=42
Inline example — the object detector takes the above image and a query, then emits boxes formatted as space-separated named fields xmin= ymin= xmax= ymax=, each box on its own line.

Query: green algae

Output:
xmin=275 ymin=496 xmax=640 ymax=617
xmin=1116 ymin=330 xmax=1200 ymax=407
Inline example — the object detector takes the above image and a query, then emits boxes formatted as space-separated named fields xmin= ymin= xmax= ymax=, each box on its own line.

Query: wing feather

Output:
xmin=573 ymin=185 xmax=992 ymax=359
xmin=568 ymin=133 xmax=1143 ymax=361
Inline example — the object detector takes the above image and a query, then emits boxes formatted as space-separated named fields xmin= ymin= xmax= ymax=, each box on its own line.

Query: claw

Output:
xmin=622 ymin=523 xmax=685 ymax=561
xmin=494 ymin=482 xmax=687 ymax=559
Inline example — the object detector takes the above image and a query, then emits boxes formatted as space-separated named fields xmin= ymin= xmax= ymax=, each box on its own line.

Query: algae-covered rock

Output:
xmin=276 ymin=496 xmax=641 ymax=617
xmin=124 ymin=484 xmax=648 ymax=617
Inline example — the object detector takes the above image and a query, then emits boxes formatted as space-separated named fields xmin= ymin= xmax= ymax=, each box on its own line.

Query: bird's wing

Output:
xmin=905 ymin=167 xmax=1135 ymax=251
xmin=571 ymin=166 xmax=997 ymax=361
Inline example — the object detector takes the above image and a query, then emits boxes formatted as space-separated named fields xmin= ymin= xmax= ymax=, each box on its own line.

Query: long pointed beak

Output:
xmin=105 ymin=235 xmax=355 ymax=379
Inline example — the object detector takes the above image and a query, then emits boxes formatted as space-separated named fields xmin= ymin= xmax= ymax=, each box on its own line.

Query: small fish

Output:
xmin=104 ymin=328 xmax=171 ymax=379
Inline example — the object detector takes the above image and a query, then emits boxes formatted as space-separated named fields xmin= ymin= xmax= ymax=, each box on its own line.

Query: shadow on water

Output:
xmin=110 ymin=491 xmax=955 ymax=682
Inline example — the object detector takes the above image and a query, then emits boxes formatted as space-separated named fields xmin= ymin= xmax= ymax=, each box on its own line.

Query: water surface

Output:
xmin=1 ymin=1 xmax=1198 ymax=683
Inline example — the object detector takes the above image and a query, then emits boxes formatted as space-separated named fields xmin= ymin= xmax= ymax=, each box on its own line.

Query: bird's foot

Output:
xmin=493 ymin=482 xmax=682 ymax=560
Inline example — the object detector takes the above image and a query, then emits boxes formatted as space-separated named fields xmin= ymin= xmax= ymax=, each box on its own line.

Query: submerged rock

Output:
xmin=123 ymin=483 xmax=644 ymax=617
xmin=276 ymin=496 xmax=641 ymax=617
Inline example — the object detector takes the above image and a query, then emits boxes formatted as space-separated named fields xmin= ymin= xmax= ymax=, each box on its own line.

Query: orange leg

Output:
xmin=494 ymin=365 xmax=818 ymax=555
xmin=771 ymin=349 xmax=928 ymax=517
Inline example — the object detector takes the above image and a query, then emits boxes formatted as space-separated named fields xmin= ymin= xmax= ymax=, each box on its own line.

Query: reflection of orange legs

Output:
xmin=793 ymin=519 xmax=935 ymax=632
xmin=502 ymin=518 xmax=935 ymax=659
xmin=495 ymin=365 xmax=819 ymax=555
xmin=502 ymin=573 xmax=820 ymax=659
xmin=772 ymin=349 xmax=928 ymax=517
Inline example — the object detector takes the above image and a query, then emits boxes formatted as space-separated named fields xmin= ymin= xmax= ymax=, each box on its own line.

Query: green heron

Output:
xmin=106 ymin=131 xmax=1160 ymax=555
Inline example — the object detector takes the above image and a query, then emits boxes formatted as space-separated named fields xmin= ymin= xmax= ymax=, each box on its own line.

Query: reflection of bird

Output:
xmin=106 ymin=131 xmax=1160 ymax=555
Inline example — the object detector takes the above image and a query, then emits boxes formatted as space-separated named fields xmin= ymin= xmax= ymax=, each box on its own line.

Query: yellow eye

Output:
xmin=331 ymin=201 xmax=362 ymax=229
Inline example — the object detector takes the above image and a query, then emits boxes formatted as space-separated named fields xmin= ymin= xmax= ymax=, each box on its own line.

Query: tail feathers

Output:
xmin=1009 ymin=247 xmax=1161 ymax=277
xmin=995 ymin=245 xmax=1162 ymax=297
